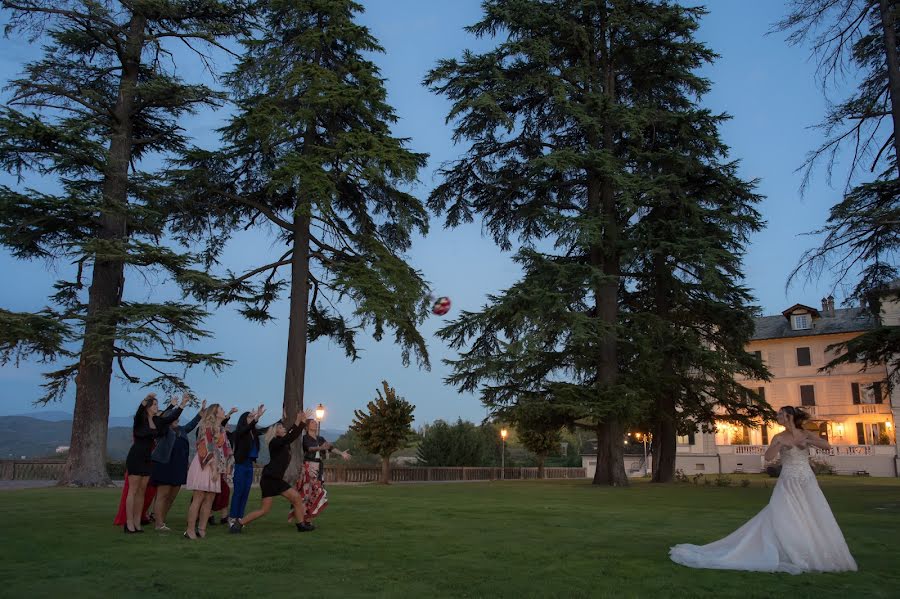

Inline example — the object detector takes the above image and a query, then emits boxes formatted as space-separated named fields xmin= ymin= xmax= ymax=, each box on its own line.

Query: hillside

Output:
xmin=0 ymin=415 xmax=344 ymax=461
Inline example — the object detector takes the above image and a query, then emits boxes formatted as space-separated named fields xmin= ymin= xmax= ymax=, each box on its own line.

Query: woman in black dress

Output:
xmin=150 ymin=399 xmax=206 ymax=532
xmin=124 ymin=393 xmax=186 ymax=533
xmin=231 ymin=409 xmax=308 ymax=533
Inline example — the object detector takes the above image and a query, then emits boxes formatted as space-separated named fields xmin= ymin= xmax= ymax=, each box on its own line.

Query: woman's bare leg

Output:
xmin=283 ymin=487 xmax=306 ymax=524
xmin=130 ymin=475 xmax=150 ymax=531
xmin=125 ymin=474 xmax=142 ymax=531
xmin=198 ymin=492 xmax=215 ymax=537
xmin=240 ymin=497 xmax=273 ymax=525
xmin=186 ymin=490 xmax=203 ymax=539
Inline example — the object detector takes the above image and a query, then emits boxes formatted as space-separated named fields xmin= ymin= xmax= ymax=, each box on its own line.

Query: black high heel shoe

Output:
xmin=123 ymin=524 xmax=135 ymax=534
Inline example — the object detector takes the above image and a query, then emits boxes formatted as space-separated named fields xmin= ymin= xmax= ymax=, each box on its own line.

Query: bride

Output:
xmin=669 ymin=406 xmax=857 ymax=574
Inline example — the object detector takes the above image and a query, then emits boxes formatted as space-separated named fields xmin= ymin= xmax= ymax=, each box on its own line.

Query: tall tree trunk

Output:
xmin=590 ymin=0 xmax=628 ymax=487
xmin=61 ymin=13 xmax=146 ymax=487
xmin=283 ymin=210 xmax=311 ymax=481
xmin=879 ymin=0 xmax=900 ymax=175
xmin=537 ymin=455 xmax=545 ymax=479
xmin=652 ymin=394 xmax=677 ymax=483
xmin=585 ymin=2 xmax=628 ymax=486
xmin=651 ymin=254 xmax=677 ymax=483
xmin=594 ymin=420 xmax=627 ymax=485
xmin=381 ymin=455 xmax=391 ymax=484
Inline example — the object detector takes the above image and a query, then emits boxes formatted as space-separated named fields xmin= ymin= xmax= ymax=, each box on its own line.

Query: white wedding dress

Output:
xmin=669 ymin=445 xmax=857 ymax=574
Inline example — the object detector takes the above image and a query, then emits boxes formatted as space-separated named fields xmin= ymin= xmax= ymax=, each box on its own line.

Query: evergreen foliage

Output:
xmin=350 ymin=380 xmax=415 ymax=483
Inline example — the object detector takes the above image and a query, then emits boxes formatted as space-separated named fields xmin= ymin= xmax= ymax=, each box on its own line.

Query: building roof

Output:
xmin=781 ymin=303 xmax=820 ymax=318
xmin=751 ymin=307 xmax=875 ymax=341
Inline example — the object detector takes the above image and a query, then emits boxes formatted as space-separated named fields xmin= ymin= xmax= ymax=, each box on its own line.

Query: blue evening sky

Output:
xmin=0 ymin=1 xmax=859 ymax=429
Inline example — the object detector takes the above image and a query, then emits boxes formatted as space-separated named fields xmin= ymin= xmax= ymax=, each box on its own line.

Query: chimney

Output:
xmin=821 ymin=297 xmax=828 ymax=315
xmin=824 ymin=295 xmax=836 ymax=317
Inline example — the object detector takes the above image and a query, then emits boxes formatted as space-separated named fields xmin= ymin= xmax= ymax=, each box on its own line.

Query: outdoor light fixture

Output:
xmin=500 ymin=428 xmax=508 ymax=479
xmin=315 ymin=403 xmax=325 ymax=421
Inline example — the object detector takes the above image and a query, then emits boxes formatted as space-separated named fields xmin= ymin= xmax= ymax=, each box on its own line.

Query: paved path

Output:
xmin=0 ymin=480 xmax=57 ymax=490
xmin=0 ymin=480 xmax=125 ymax=490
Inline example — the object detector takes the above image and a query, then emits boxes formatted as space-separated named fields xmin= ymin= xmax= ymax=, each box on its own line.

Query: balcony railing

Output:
xmin=734 ymin=445 xmax=766 ymax=455
xmin=814 ymin=445 xmax=873 ymax=456
xmin=717 ymin=444 xmax=893 ymax=456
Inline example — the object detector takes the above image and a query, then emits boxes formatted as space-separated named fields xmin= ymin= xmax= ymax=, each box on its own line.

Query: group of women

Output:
xmin=115 ymin=393 xmax=349 ymax=538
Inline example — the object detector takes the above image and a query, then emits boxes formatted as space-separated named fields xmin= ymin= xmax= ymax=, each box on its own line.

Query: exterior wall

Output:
xmin=735 ymin=329 xmax=895 ymax=459
xmin=880 ymin=292 xmax=900 ymax=476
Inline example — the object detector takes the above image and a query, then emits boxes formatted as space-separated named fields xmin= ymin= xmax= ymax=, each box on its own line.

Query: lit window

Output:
xmin=792 ymin=314 xmax=810 ymax=330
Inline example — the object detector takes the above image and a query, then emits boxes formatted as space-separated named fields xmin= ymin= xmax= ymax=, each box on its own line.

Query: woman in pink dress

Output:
xmin=184 ymin=404 xmax=234 ymax=539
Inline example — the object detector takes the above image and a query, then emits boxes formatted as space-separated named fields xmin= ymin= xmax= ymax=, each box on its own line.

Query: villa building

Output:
xmin=583 ymin=293 xmax=900 ymax=478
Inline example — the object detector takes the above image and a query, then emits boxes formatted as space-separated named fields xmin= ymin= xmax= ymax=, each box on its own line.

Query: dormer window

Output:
xmin=791 ymin=314 xmax=810 ymax=330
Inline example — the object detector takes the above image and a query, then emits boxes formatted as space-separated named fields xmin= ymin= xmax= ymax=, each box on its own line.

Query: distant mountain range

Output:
xmin=10 ymin=410 xmax=134 ymax=427
xmin=1 ymin=411 xmax=344 ymax=460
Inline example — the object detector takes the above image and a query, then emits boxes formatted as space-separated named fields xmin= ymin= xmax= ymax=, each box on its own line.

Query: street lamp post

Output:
xmin=315 ymin=403 xmax=325 ymax=423
xmin=636 ymin=432 xmax=648 ymax=476
xmin=500 ymin=428 xmax=508 ymax=480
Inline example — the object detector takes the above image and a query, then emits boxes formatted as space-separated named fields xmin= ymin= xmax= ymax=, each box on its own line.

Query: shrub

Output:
xmin=674 ymin=469 xmax=689 ymax=484
xmin=714 ymin=474 xmax=733 ymax=487
xmin=106 ymin=461 xmax=125 ymax=478
xmin=740 ymin=479 xmax=751 ymax=488
xmin=809 ymin=458 xmax=836 ymax=476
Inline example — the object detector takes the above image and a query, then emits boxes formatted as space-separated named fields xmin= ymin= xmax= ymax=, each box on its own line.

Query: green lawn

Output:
xmin=0 ymin=477 xmax=898 ymax=598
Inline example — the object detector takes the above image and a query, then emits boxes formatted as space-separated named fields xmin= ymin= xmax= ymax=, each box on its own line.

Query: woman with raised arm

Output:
xmin=228 ymin=404 xmax=270 ymax=530
xmin=290 ymin=417 xmax=351 ymax=531
xmin=184 ymin=404 xmax=234 ymax=539
xmin=230 ymin=409 xmax=308 ymax=533
xmin=149 ymin=397 xmax=206 ymax=532
xmin=670 ymin=406 xmax=857 ymax=573
xmin=122 ymin=393 xmax=187 ymax=533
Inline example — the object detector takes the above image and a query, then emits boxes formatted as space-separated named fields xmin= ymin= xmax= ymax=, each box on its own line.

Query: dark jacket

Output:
xmin=232 ymin=412 xmax=271 ymax=465
xmin=151 ymin=407 xmax=197 ymax=464
xmin=262 ymin=423 xmax=304 ymax=480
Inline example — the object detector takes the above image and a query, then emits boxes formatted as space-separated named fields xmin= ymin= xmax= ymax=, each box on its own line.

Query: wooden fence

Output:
xmin=0 ymin=459 xmax=585 ymax=483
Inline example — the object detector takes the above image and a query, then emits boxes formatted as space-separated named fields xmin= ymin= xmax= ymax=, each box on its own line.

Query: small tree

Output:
xmin=515 ymin=423 xmax=561 ymax=479
xmin=350 ymin=381 xmax=415 ymax=484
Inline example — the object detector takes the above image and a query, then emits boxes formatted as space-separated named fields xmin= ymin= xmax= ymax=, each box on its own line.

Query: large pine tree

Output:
xmin=428 ymin=0 xmax=767 ymax=485
xmin=777 ymin=1 xmax=900 ymax=380
xmin=621 ymin=12 xmax=772 ymax=482
xmin=171 ymin=0 xmax=431 ymax=475
xmin=0 ymin=1 xmax=246 ymax=485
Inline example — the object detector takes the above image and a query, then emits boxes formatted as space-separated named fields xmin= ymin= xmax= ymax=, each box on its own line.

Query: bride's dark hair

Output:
xmin=782 ymin=406 xmax=810 ymax=428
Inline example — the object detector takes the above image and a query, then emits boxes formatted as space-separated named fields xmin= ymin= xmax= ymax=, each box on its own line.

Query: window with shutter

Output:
xmin=757 ymin=387 xmax=766 ymax=405
xmin=873 ymin=382 xmax=883 ymax=404
xmin=753 ymin=350 xmax=762 ymax=363
xmin=856 ymin=422 xmax=865 ymax=445
xmin=800 ymin=385 xmax=815 ymax=406
xmin=851 ymin=383 xmax=860 ymax=404
xmin=796 ymin=347 xmax=811 ymax=366
xmin=761 ymin=426 xmax=769 ymax=445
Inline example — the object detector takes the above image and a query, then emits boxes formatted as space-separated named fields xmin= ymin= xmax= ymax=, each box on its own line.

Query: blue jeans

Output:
xmin=229 ymin=461 xmax=254 ymax=519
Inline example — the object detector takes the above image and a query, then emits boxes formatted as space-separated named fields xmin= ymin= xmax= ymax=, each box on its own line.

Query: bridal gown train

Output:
xmin=669 ymin=445 xmax=857 ymax=574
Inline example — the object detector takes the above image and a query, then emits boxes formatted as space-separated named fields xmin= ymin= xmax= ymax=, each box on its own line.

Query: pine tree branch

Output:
xmin=226 ymin=193 xmax=295 ymax=231
xmin=230 ymin=252 xmax=293 ymax=285
xmin=2 ymin=1 xmax=122 ymax=32
xmin=9 ymin=84 xmax=107 ymax=118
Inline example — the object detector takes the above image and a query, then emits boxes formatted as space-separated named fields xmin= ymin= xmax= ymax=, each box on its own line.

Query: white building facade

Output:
xmin=583 ymin=295 xmax=899 ymax=478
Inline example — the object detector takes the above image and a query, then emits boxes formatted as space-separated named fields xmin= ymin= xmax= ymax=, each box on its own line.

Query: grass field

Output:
xmin=0 ymin=476 xmax=898 ymax=598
